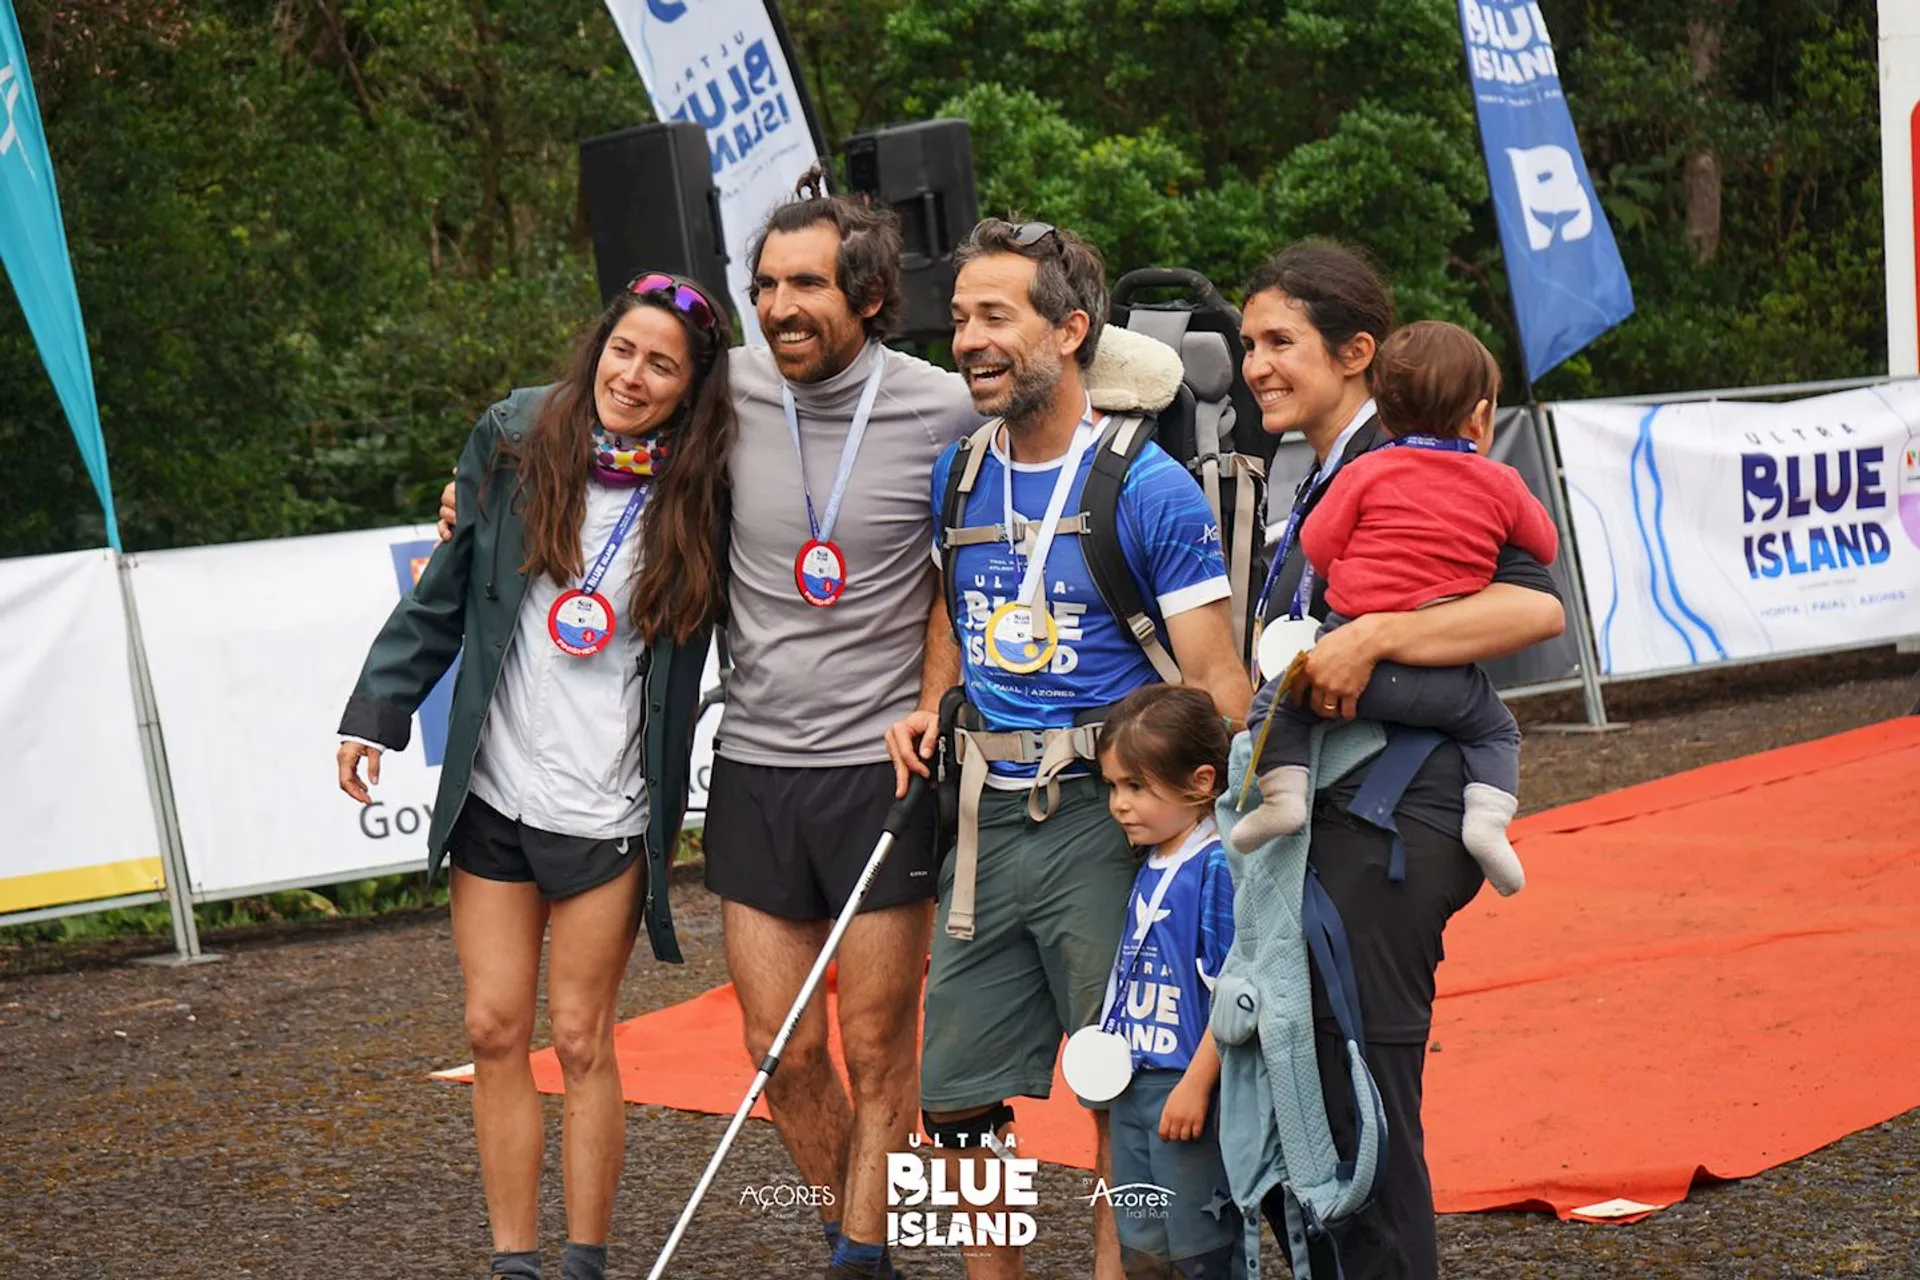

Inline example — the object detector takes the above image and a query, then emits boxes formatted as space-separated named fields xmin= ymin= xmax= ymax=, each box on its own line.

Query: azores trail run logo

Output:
xmin=1081 ymin=1178 xmax=1177 ymax=1218
xmin=390 ymin=540 xmax=456 ymax=767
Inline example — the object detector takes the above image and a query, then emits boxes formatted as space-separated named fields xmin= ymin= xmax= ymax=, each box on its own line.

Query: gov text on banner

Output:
xmin=1552 ymin=382 xmax=1920 ymax=678
xmin=1458 ymin=0 xmax=1634 ymax=383
xmin=603 ymin=0 xmax=822 ymax=344
xmin=0 ymin=0 xmax=120 ymax=547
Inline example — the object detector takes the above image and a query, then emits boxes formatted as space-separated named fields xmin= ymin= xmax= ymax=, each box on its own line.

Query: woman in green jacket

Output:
xmin=336 ymin=273 xmax=733 ymax=1280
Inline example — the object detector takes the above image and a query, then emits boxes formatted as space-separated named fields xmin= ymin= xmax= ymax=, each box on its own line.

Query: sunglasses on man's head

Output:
xmin=1011 ymin=222 xmax=1060 ymax=251
xmin=627 ymin=272 xmax=718 ymax=335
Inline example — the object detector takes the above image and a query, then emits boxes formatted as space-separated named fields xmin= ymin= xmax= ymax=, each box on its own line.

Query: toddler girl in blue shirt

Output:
xmin=1092 ymin=685 xmax=1247 ymax=1280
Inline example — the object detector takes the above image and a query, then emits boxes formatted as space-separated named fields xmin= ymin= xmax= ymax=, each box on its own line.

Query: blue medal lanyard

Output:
xmin=1382 ymin=434 xmax=1477 ymax=455
xmin=579 ymin=486 xmax=651 ymax=598
xmin=782 ymin=358 xmax=885 ymax=546
xmin=1252 ymin=466 xmax=1331 ymax=625
xmin=1251 ymin=434 xmax=1477 ymax=624
xmin=1001 ymin=402 xmax=1098 ymax=609
xmin=1095 ymin=819 xmax=1217 ymax=1035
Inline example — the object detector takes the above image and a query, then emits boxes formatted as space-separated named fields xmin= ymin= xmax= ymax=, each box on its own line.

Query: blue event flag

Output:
xmin=1 ymin=0 xmax=120 ymax=549
xmin=1458 ymin=0 xmax=1635 ymax=384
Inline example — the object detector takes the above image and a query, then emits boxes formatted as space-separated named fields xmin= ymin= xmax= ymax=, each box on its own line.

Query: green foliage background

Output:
xmin=0 ymin=0 xmax=1889 ymax=557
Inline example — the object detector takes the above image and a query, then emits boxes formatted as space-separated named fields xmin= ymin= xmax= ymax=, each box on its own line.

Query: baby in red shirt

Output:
xmin=1229 ymin=322 xmax=1557 ymax=895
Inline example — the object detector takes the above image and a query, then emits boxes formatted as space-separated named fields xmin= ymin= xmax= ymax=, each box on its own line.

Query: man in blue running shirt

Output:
xmin=886 ymin=219 xmax=1251 ymax=1280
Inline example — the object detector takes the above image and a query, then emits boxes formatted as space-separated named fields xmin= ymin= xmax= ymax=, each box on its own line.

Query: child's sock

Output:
xmin=490 ymin=1250 xmax=541 ymax=1279
xmin=1461 ymin=783 xmax=1525 ymax=895
xmin=559 ymin=1242 xmax=607 ymax=1280
xmin=823 ymin=1219 xmax=843 ymax=1256
xmin=1227 ymin=766 xmax=1310 ymax=853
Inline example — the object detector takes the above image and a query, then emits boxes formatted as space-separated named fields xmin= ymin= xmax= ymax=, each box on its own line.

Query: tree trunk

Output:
xmin=1685 ymin=11 xmax=1724 ymax=263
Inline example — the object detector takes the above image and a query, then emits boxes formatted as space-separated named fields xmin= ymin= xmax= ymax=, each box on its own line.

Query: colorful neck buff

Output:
xmin=591 ymin=423 xmax=672 ymax=488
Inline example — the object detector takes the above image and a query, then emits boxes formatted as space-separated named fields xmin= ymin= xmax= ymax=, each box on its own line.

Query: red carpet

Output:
xmin=436 ymin=717 xmax=1920 ymax=1221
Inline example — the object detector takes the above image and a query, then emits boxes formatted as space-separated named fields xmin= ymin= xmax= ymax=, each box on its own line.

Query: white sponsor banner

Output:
xmin=0 ymin=549 xmax=162 ymax=913
xmin=130 ymin=527 xmax=457 ymax=896
xmin=129 ymin=526 xmax=722 ymax=896
xmin=1883 ymin=0 xmax=1920 ymax=377
xmin=1553 ymin=383 xmax=1920 ymax=677
xmin=604 ymin=0 xmax=820 ymax=343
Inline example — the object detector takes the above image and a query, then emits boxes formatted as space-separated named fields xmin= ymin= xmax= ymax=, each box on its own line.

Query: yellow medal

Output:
xmin=984 ymin=601 xmax=1059 ymax=674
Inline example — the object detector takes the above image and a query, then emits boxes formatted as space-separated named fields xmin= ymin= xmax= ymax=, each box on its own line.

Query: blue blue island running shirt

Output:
xmin=1109 ymin=828 xmax=1236 ymax=1071
xmin=931 ymin=426 xmax=1229 ymax=780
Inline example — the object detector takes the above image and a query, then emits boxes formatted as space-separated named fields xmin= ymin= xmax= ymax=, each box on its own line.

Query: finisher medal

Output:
xmin=549 ymin=589 xmax=615 ymax=657
xmin=548 ymin=484 xmax=648 ymax=657
xmin=984 ymin=601 xmax=1060 ymax=674
xmin=795 ymin=538 xmax=849 ymax=608
xmin=783 ymin=360 xmax=884 ymax=610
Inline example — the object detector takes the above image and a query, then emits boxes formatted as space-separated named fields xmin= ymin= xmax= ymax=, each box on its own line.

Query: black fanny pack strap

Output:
xmin=1082 ymin=414 xmax=1182 ymax=683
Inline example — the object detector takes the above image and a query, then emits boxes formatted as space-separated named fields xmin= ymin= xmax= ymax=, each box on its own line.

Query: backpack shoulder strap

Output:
xmin=1081 ymin=413 xmax=1183 ymax=684
xmin=938 ymin=420 xmax=1003 ymax=644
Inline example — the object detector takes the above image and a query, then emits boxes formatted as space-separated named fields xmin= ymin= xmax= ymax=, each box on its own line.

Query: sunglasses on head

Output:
xmin=627 ymin=272 xmax=719 ymax=336
xmin=1011 ymin=221 xmax=1060 ymax=251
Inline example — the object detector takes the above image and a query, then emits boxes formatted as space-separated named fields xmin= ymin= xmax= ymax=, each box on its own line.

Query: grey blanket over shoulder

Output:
xmin=1210 ymin=721 xmax=1392 ymax=1280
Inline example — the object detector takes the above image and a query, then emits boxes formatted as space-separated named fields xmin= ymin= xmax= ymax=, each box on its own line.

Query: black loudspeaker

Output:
xmin=579 ymin=122 xmax=729 ymax=312
xmin=843 ymin=119 xmax=979 ymax=339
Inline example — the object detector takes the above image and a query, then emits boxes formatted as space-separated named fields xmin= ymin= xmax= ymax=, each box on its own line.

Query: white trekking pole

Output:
xmin=644 ymin=773 xmax=931 ymax=1280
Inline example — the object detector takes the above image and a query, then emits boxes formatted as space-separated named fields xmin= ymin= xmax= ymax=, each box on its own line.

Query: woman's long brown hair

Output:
xmin=509 ymin=288 xmax=735 ymax=644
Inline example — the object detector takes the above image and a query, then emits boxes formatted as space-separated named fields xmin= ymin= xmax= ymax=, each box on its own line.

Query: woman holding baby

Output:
xmin=1235 ymin=241 xmax=1565 ymax=1279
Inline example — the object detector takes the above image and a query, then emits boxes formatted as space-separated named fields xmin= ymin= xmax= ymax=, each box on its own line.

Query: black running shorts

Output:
xmin=447 ymin=796 xmax=642 ymax=901
xmin=701 ymin=757 xmax=939 ymax=920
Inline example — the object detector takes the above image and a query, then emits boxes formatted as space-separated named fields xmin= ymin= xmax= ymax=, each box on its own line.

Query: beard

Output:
xmin=964 ymin=342 xmax=1064 ymax=424
xmin=767 ymin=311 xmax=866 ymax=385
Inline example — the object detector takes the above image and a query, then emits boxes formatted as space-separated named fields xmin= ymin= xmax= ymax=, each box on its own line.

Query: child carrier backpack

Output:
xmin=936 ymin=267 xmax=1272 ymax=676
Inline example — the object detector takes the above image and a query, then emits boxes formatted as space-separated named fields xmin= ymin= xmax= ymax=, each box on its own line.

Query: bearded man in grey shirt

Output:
xmin=439 ymin=172 xmax=1182 ymax=1279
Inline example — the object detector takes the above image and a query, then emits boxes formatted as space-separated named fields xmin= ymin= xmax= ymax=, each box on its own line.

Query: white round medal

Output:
xmin=1255 ymin=616 xmax=1321 ymax=684
xmin=1061 ymin=1026 xmax=1134 ymax=1102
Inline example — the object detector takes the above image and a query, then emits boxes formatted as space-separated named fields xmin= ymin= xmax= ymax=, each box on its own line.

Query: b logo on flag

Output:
xmin=1506 ymin=144 xmax=1594 ymax=250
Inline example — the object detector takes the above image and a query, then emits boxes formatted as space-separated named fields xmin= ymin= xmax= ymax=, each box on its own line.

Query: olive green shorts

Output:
xmin=920 ymin=776 xmax=1138 ymax=1113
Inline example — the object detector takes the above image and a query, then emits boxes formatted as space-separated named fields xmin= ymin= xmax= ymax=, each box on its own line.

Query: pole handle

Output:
xmin=883 ymin=772 xmax=930 ymax=838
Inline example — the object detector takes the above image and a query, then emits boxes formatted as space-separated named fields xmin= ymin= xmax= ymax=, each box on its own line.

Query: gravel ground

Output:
xmin=3 ymin=648 xmax=1918 ymax=1279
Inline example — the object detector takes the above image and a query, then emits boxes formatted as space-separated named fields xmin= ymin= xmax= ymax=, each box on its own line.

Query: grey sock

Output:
xmin=1228 ymin=766 xmax=1310 ymax=854
xmin=490 ymin=1250 xmax=541 ymax=1280
xmin=1461 ymin=782 xmax=1525 ymax=895
xmin=561 ymin=1242 xmax=608 ymax=1280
